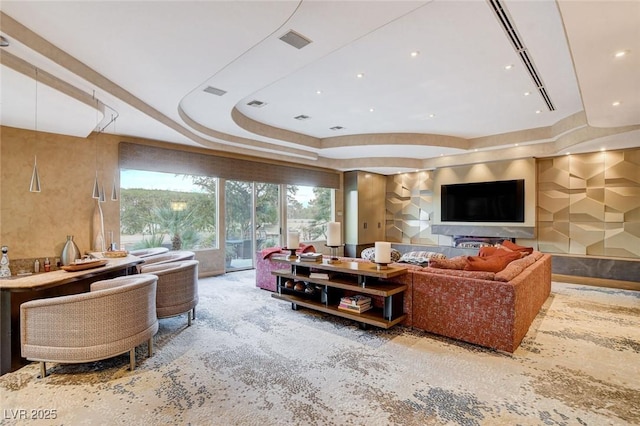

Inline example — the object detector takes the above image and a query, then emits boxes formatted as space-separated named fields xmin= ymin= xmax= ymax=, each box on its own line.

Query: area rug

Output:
xmin=1 ymin=270 xmax=638 ymax=426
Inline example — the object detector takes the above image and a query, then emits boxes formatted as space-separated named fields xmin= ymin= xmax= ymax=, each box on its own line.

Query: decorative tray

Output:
xmin=61 ymin=259 xmax=109 ymax=272
xmin=103 ymin=250 xmax=128 ymax=258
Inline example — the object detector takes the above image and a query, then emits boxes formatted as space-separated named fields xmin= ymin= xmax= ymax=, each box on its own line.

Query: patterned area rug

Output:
xmin=1 ymin=270 xmax=638 ymax=425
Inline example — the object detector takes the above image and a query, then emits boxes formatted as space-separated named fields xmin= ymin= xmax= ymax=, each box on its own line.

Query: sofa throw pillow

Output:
xmin=479 ymin=247 xmax=524 ymax=258
xmin=361 ymin=247 xmax=401 ymax=263
xmin=501 ymin=240 xmax=534 ymax=255
xmin=464 ymin=251 xmax=521 ymax=272
xmin=429 ymin=255 xmax=467 ymax=270
xmin=398 ymin=251 xmax=446 ymax=266
xmin=478 ymin=246 xmax=499 ymax=257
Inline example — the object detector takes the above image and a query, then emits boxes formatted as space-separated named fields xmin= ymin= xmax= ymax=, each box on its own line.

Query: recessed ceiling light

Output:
xmin=369 ymin=108 xmax=375 ymax=112
xmin=330 ymin=126 xmax=344 ymax=131
xmin=0 ymin=36 xmax=9 ymax=47
xmin=535 ymin=110 xmax=542 ymax=114
xmin=294 ymin=114 xmax=310 ymax=121
xmin=600 ymin=147 xmax=606 ymax=152
xmin=504 ymin=64 xmax=513 ymax=70
xmin=410 ymin=51 xmax=419 ymax=57
xmin=440 ymin=154 xmax=444 ymax=157
xmin=612 ymin=101 xmax=621 ymax=106
xmin=356 ymin=73 xmax=364 ymax=79
xmin=514 ymin=143 xmax=519 ymax=147
xmin=524 ymin=91 xmax=531 ymax=96
xmin=316 ymin=90 xmax=322 ymax=95
xmin=566 ymin=152 xmax=571 ymax=156
xmin=614 ymin=50 xmax=630 ymax=58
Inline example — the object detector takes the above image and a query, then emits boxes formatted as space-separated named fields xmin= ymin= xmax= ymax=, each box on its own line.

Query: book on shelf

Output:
xmin=309 ymin=272 xmax=331 ymax=280
xmin=338 ymin=302 xmax=372 ymax=314
xmin=298 ymin=252 xmax=323 ymax=262
xmin=339 ymin=295 xmax=372 ymax=306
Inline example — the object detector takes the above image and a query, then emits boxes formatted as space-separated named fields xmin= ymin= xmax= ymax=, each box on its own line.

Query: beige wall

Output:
xmin=537 ymin=149 xmax=640 ymax=258
xmin=1 ymin=126 xmax=119 ymax=260
xmin=385 ymin=149 xmax=640 ymax=260
xmin=0 ymin=126 xmax=229 ymax=275
xmin=432 ymin=158 xmax=537 ymax=228
xmin=4 ymin=124 xmax=636 ymax=270
xmin=0 ymin=126 xmax=344 ymax=276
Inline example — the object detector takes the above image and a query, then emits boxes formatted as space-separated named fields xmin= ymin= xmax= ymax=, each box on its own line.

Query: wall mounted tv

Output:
xmin=441 ymin=179 xmax=525 ymax=222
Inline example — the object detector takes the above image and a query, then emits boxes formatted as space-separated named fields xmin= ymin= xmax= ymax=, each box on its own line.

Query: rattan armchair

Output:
xmin=129 ymin=247 xmax=169 ymax=258
xmin=20 ymin=275 xmax=159 ymax=378
xmin=139 ymin=260 xmax=199 ymax=326
xmin=137 ymin=250 xmax=195 ymax=271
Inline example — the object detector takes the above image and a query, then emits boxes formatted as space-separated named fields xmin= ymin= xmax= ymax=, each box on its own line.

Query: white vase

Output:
xmin=92 ymin=199 xmax=105 ymax=252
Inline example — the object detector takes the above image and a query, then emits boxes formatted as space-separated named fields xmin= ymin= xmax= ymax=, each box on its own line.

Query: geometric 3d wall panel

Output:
xmin=537 ymin=148 xmax=640 ymax=258
xmin=382 ymin=148 xmax=638 ymax=259
xmin=385 ymin=171 xmax=437 ymax=245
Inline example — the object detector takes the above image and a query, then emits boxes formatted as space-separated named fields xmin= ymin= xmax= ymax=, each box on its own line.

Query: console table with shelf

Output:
xmin=271 ymin=257 xmax=408 ymax=329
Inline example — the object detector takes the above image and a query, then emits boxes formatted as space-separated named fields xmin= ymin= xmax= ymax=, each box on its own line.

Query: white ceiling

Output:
xmin=1 ymin=0 xmax=639 ymax=175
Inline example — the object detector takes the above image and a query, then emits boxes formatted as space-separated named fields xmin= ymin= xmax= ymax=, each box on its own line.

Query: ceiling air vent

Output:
xmin=247 ymin=100 xmax=267 ymax=108
xmin=279 ymin=30 xmax=312 ymax=50
xmin=294 ymin=115 xmax=310 ymax=121
xmin=203 ymin=86 xmax=227 ymax=96
xmin=330 ymin=126 xmax=345 ymax=131
xmin=487 ymin=0 xmax=555 ymax=111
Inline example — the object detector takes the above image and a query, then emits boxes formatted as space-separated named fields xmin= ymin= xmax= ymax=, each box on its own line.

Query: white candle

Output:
xmin=287 ymin=231 xmax=299 ymax=249
xmin=374 ymin=241 xmax=391 ymax=264
xmin=327 ymin=222 xmax=341 ymax=246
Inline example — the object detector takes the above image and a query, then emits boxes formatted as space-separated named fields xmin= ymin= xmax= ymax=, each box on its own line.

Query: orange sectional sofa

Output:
xmin=257 ymin=250 xmax=552 ymax=353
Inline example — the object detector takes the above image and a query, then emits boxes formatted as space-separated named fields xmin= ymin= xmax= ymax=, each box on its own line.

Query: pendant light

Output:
xmin=29 ymin=68 xmax=42 ymax=193
xmin=29 ymin=156 xmax=41 ymax=193
xmin=111 ymin=175 xmax=118 ymax=201
xmin=92 ymin=171 xmax=100 ymax=199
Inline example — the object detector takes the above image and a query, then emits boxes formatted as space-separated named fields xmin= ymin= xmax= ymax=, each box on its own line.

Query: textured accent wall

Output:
xmin=386 ymin=149 xmax=639 ymax=260
xmin=537 ymin=148 xmax=640 ymax=258
xmin=385 ymin=171 xmax=438 ymax=245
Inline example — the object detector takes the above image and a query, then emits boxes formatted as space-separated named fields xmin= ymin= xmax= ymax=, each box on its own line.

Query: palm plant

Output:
xmin=153 ymin=205 xmax=196 ymax=250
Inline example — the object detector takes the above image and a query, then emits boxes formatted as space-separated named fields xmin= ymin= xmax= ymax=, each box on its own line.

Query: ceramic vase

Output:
xmin=60 ymin=235 xmax=81 ymax=266
xmin=92 ymin=199 xmax=105 ymax=252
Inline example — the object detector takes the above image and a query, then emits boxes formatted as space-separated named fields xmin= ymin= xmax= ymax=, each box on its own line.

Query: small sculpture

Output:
xmin=0 ymin=246 xmax=11 ymax=278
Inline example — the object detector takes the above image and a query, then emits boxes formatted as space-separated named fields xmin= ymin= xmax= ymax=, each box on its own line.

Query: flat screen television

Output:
xmin=441 ymin=179 xmax=525 ymax=222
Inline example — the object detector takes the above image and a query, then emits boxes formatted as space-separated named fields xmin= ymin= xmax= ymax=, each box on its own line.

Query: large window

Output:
xmin=119 ymin=170 xmax=218 ymax=251
xmin=287 ymin=185 xmax=333 ymax=243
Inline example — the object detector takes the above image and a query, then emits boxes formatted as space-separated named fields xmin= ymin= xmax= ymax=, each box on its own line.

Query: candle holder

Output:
xmin=283 ymin=247 xmax=297 ymax=258
xmin=374 ymin=262 xmax=389 ymax=271
xmin=326 ymin=245 xmax=342 ymax=264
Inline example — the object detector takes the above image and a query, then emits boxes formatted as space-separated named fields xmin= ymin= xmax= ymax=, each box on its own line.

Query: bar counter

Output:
xmin=0 ymin=255 xmax=144 ymax=375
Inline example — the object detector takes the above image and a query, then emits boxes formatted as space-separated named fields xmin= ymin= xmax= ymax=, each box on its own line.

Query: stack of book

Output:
xmin=338 ymin=295 xmax=372 ymax=314
xmin=309 ymin=272 xmax=331 ymax=280
xmin=298 ymin=252 xmax=323 ymax=262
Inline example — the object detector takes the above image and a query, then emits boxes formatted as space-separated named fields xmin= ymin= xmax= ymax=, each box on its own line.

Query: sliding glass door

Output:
xmin=225 ymin=180 xmax=280 ymax=271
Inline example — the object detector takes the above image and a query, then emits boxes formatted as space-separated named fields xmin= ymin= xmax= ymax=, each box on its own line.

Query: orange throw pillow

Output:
xmin=501 ymin=240 xmax=533 ymax=255
xmin=478 ymin=246 xmax=499 ymax=257
xmin=429 ymin=256 xmax=468 ymax=270
xmin=465 ymin=251 xmax=521 ymax=272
